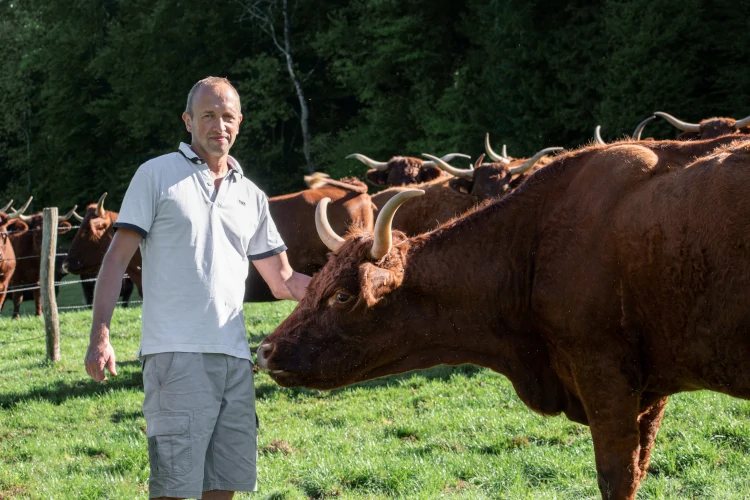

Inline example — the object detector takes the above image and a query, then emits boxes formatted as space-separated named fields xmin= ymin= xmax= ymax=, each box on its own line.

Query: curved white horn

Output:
xmin=422 ymin=152 xmax=472 ymax=168
xmin=654 ymin=112 xmax=700 ymax=133
xmin=632 ymin=116 xmax=655 ymax=140
xmin=346 ymin=153 xmax=389 ymax=171
xmin=58 ymin=205 xmax=77 ymax=222
xmin=485 ymin=133 xmax=511 ymax=164
xmin=0 ymin=199 xmax=13 ymax=213
xmin=502 ymin=144 xmax=508 ymax=158
xmin=734 ymin=115 xmax=750 ymax=129
xmin=594 ymin=125 xmax=606 ymax=145
xmin=508 ymin=147 xmax=564 ymax=176
xmin=315 ymin=198 xmax=346 ymax=253
xmin=370 ymin=190 xmax=424 ymax=260
xmin=8 ymin=196 xmax=33 ymax=221
xmin=422 ymin=153 xmax=474 ymax=179
xmin=72 ymin=210 xmax=84 ymax=222
xmin=96 ymin=192 xmax=108 ymax=217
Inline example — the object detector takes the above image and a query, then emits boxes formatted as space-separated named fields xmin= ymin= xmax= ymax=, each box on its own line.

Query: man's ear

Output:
xmin=359 ymin=262 xmax=404 ymax=307
xmin=182 ymin=112 xmax=192 ymax=133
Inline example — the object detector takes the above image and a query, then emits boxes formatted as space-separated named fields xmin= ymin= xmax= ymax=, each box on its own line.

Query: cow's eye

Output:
xmin=336 ymin=293 xmax=351 ymax=303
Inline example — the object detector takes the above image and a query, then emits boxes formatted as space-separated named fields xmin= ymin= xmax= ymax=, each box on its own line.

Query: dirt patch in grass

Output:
xmin=261 ymin=439 xmax=295 ymax=454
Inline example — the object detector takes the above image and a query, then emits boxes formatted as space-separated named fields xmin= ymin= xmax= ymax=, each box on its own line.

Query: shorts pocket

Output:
xmin=146 ymin=412 xmax=192 ymax=477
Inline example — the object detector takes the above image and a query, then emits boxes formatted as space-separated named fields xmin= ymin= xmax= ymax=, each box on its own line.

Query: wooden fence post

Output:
xmin=41 ymin=207 xmax=60 ymax=362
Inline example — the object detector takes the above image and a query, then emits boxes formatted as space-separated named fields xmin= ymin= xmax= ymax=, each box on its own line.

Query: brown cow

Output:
xmin=5 ymin=198 xmax=76 ymax=318
xmin=257 ymin=137 xmax=750 ymax=500
xmin=62 ymin=193 xmax=144 ymax=296
xmin=0 ymin=211 xmax=28 ymax=313
xmin=347 ymin=152 xmax=470 ymax=186
xmin=440 ymin=141 xmax=563 ymax=201
xmin=244 ymin=176 xmax=374 ymax=301
xmin=654 ymin=111 xmax=750 ymax=140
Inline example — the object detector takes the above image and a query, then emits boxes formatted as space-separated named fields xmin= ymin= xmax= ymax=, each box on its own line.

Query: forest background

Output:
xmin=1 ymin=0 xmax=749 ymax=209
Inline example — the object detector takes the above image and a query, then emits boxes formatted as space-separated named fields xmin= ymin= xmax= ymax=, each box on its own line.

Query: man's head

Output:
xmin=182 ymin=77 xmax=243 ymax=160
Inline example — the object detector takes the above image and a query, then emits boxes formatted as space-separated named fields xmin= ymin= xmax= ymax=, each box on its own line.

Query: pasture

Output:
xmin=0 ymin=302 xmax=749 ymax=498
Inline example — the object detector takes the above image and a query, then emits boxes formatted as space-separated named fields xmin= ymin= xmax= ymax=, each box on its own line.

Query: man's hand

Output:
xmin=253 ymin=251 xmax=311 ymax=301
xmin=85 ymin=338 xmax=118 ymax=382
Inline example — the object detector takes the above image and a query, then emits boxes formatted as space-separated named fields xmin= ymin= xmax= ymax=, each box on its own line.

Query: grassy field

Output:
xmin=2 ymin=303 xmax=750 ymax=499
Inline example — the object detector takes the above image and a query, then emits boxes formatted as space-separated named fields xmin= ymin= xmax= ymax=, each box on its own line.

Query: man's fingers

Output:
xmin=106 ymin=355 xmax=118 ymax=377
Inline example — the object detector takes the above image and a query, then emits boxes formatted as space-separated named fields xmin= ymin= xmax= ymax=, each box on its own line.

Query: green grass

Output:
xmin=2 ymin=304 xmax=750 ymax=499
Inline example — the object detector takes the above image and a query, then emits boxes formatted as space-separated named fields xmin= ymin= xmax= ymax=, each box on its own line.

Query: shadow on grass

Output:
xmin=0 ymin=360 xmax=143 ymax=409
xmin=256 ymin=363 xmax=485 ymax=400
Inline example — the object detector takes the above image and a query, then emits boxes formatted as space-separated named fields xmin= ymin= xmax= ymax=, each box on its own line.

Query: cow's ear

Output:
xmin=419 ymin=166 xmax=443 ymax=183
xmin=5 ymin=220 xmax=28 ymax=233
xmin=359 ymin=262 xmax=404 ymax=308
xmin=449 ymin=177 xmax=473 ymax=195
xmin=365 ymin=170 xmax=388 ymax=186
xmin=57 ymin=221 xmax=72 ymax=235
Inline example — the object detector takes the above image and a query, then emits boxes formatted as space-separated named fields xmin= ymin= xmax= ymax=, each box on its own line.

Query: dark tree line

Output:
xmin=1 ymin=0 xmax=749 ymax=210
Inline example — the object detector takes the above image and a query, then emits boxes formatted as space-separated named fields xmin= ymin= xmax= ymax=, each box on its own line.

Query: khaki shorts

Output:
xmin=142 ymin=352 xmax=258 ymax=499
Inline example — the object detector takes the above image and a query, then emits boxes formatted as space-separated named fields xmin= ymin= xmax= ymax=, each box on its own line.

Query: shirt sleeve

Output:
xmin=248 ymin=194 xmax=287 ymax=260
xmin=113 ymin=165 xmax=158 ymax=238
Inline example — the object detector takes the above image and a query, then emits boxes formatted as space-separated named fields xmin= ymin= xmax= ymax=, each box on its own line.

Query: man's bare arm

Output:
xmin=252 ymin=251 xmax=311 ymax=301
xmin=84 ymin=228 xmax=142 ymax=382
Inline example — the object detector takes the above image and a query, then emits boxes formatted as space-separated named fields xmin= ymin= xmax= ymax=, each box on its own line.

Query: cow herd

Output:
xmin=2 ymin=111 xmax=750 ymax=498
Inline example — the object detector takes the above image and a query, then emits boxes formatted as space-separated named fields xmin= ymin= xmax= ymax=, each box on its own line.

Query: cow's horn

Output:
xmin=8 ymin=196 xmax=33 ymax=221
xmin=594 ymin=126 xmax=606 ymax=145
xmin=485 ymin=133 xmax=511 ymax=164
xmin=72 ymin=210 xmax=84 ymax=222
xmin=96 ymin=192 xmax=108 ymax=217
xmin=346 ymin=153 xmax=389 ymax=171
xmin=422 ymin=153 xmax=471 ymax=168
xmin=632 ymin=116 xmax=655 ymax=140
xmin=654 ymin=112 xmax=700 ymax=133
xmin=315 ymin=197 xmax=346 ymax=253
xmin=508 ymin=147 xmax=564 ymax=176
xmin=734 ymin=115 xmax=750 ymax=129
xmin=370 ymin=190 xmax=424 ymax=260
xmin=59 ymin=205 xmax=77 ymax=222
xmin=502 ymin=144 xmax=508 ymax=158
xmin=423 ymin=153 xmax=474 ymax=179
xmin=0 ymin=199 xmax=13 ymax=213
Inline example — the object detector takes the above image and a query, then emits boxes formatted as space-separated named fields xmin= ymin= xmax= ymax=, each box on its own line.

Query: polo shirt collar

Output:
xmin=177 ymin=142 xmax=244 ymax=178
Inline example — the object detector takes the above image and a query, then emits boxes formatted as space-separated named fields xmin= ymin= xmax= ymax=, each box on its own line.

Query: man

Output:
xmin=84 ymin=76 xmax=310 ymax=499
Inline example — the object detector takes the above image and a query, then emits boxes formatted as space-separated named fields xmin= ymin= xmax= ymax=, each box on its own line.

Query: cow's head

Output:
xmin=63 ymin=193 xmax=117 ymax=274
xmin=257 ymin=190 xmax=430 ymax=389
xmin=435 ymin=146 xmax=563 ymax=201
xmin=348 ymin=153 xmax=469 ymax=186
xmin=655 ymin=112 xmax=750 ymax=140
xmin=0 ymin=213 xmax=27 ymax=265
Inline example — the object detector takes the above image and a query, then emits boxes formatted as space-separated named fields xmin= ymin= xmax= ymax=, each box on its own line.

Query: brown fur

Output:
xmin=260 ymin=135 xmax=750 ymax=499
xmin=449 ymin=155 xmax=557 ymax=201
xmin=675 ymin=116 xmax=750 ymax=140
xmin=365 ymin=156 xmax=447 ymax=187
xmin=370 ymin=177 xmax=478 ymax=236
xmin=244 ymin=184 xmax=375 ymax=301
xmin=63 ymin=204 xmax=144 ymax=295
xmin=4 ymin=214 xmax=72 ymax=318
xmin=0 ymin=214 xmax=26 ymax=313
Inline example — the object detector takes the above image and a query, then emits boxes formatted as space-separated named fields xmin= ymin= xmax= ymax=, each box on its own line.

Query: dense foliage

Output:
xmin=1 ymin=0 xmax=748 ymax=209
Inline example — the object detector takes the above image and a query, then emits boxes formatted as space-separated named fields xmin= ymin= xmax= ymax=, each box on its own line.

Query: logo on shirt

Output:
xmin=238 ymin=200 xmax=246 ymax=206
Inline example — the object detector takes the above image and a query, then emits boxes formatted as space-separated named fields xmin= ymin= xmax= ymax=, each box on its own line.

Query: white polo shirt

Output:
xmin=114 ymin=143 xmax=286 ymax=360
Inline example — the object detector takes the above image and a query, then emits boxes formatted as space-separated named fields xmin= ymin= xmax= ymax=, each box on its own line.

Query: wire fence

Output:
xmin=3 ymin=224 xmax=81 ymax=234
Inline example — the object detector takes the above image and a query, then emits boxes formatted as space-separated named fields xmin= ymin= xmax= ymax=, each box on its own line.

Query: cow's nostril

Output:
xmin=256 ymin=343 xmax=274 ymax=369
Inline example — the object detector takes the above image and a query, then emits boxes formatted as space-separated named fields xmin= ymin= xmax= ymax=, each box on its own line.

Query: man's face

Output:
xmin=182 ymin=83 xmax=243 ymax=159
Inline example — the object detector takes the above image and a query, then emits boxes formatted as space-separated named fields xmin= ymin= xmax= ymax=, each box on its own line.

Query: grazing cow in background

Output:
xmin=369 ymin=176 xmax=478 ymax=236
xmin=63 ymin=193 xmax=143 ymax=296
xmin=654 ymin=111 xmax=750 ymax=140
xmin=347 ymin=152 xmax=470 ymax=186
xmin=0 ymin=210 xmax=28 ymax=312
xmin=245 ymin=176 xmax=374 ymax=301
xmin=258 ymin=138 xmax=750 ymax=500
xmin=440 ymin=138 xmax=563 ymax=201
xmin=5 ymin=198 xmax=77 ymax=318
